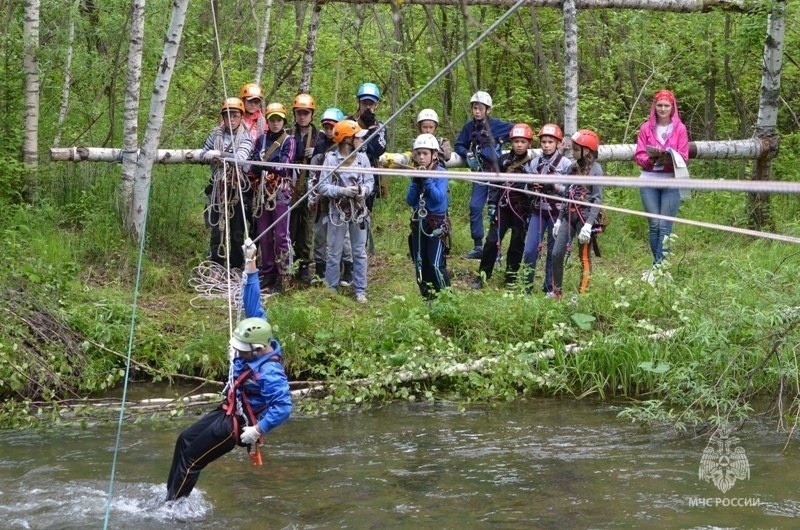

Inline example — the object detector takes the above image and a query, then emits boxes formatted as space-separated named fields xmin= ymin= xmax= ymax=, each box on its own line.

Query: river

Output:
xmin=1 ymin=399 xmax=797 ymax=529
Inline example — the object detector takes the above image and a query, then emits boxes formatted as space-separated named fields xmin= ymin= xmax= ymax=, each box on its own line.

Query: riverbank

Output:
xmin=1 ymin=167 xmax=799 ymax=431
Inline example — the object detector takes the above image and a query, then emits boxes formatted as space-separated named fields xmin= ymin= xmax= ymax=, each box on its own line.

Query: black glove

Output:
xmin=412 ymin=177 xmax=425 ymax=188
xmin=360 ymin=109 xmax=376 ymax=128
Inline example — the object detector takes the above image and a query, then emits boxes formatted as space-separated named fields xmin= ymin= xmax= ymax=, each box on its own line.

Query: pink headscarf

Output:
xmin=653 ymin=90 xmax=677 ymax=116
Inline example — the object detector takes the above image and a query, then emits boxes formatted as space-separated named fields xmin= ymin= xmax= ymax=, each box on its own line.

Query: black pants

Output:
xmin=289 ymin=197 xmax=313 ymax=268
xmin=478 ymin=206 xmax=527 ymax=283
xmin=409 ymin=215 xmax=450 ymax=299
xmin=166 ymin=407 xmax=237 ymax=501
xmin=206 ymin=197 xmax=248 ymax=269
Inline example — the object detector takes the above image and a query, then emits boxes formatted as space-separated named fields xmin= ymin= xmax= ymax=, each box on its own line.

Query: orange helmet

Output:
xmin=570 ymin=129 xmax=600 ymax=152
xmin=332 ymin=120 xmax=362 ymax=144
xmin=292 ymin=93 xmax=316 ymax=111
xmin=538 ymin=123 xmax=563 ymax=141
xmin=239 ymin=83 xmax=263 ymax=101
xmin=510 ymin=123 xmax=534 ymax=140
xmin=265 ymin=102 xmax=287 ymax=120
xmin=220 ymin=97 xmax=245 ymax=115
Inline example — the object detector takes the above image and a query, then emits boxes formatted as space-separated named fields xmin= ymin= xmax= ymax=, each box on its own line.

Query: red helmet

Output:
xmin=570 ymin=129 xmax=600 ymax=152
xmin=538 ymin=123 xmax=563 ymax=141
xmin=510 ymin=123 xmax=534 ymax=140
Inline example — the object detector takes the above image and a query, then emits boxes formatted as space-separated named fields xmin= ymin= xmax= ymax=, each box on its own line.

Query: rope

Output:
xmin=102 ymin=157 xmax=152 ymax=530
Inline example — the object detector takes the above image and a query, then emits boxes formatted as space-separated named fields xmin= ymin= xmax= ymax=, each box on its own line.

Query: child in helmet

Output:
xmin=287 ymin=93 xmax=319 ymax=285
xmin=318 ymin=120 xmax=374 ymax=303
xmin=550 ymin=129 xmax=604 ymax=299
xmin=308 ymin=108 xmax=354 ymax=284
xmin=166 ymin=240 xmax=291 ymax=501
xmin=522 ymin=123 xmax=571 ymax=294
xmin=348 ymin=82 xmax=387 ymax=204
xmin=248 ymin=102 xmax=296 ymax=294
xmin=453 ymin=91 xmax=514 ymax=260
xmin=471 ymin=123 xmax=534 ymax=289
xmin=406 ymin=133 xmax=450 ymax=299
xmin=200 ymin=97 xmax=254 ymax=269
xmin=416 ymin=108 xmax=452 ymax=167
xmin=239 ymin=83 xmax=266 ymax=141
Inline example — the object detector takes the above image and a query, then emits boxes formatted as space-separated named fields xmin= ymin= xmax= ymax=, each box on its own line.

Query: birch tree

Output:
xmin=120 ymin=0 xmax=146 ymax=229
xmin=130 ymin=0 xmax=190 ymax=241
xmin=299 ymin=2 xmax=322 ymax=93
xmin=562 ymin=0 xmax=578 ymax=140
xmin=52 ymin=0 xmax=79 ymax=148
xmin=748 ymin=0 xmax=785 ymax=229
xmin=254 ymin=0 xmax=274 ymax=86
xmin=23 ymin=0 xmax=39 ymax=202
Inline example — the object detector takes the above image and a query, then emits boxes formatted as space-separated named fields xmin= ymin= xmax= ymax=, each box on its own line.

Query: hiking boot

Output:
xmin=297 ymin=264 xmax=311 ymax=286
xmin=262 ymin=277 xmax=284 ymax=296
xmin=340 ymin=261 xmax=354 ymax=287
xmin=470 ymin=277 xmax=484 ymax=290
xmin=312 ymin=261 xmax=326 ymax=284
xmin=462 ymin=246 xmax=483 ymax=260
xmin=259 ymin=273 xmax=278 ymax=288
xmin=355 ymin=292 xmax=368 ymax=304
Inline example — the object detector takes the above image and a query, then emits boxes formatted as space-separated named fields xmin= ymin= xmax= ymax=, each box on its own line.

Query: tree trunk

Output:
xmin=299 ymin=2 xmax=321 ymax=93
xmin=271 ymin=0 xmax=757 ymax=12
xmin=562 ymin=0 xmax=578 ymax=139
xmin=120 ymin=0 xmax=146 ymax=231
xmin=130 ymin=0 xmax=190 ymax=242
xmin=254 ymin=0 xmax=274 ymax=86
xmin=748 ymin=0 xmax=785 ymax=230
xmin=52 ymin=0 xmax=79 ymax=149
xmin=23 ymin=0 xmax=39 ymax=203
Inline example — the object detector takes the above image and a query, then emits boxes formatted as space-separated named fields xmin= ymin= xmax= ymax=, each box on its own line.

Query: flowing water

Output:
xmin=1 ymin=399 xmax=797 ymax=529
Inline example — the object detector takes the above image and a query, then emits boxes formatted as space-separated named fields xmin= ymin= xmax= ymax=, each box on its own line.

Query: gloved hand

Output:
xmin=360 ymin=109 xmax=376 ymax=128
xmin=578 ymin=223 xmax=593 ymax=244
xmin=486 ymin=203 xmax=497 ymax=222
xmin=412 ymin=177 xmax=425 ymax=188
xmin=355 ymin=186 xmax=365 ymax=199
xmin=466 ymin=153 xmax=481 ymax=171
xmin=304 ymin=147 xmax=315 ymax=160
xmin=202 ymin=150 xmax=222 ymax=163
xmin=240 ymin=425 xmax=261 ymax=445
xmin=340 ymin=186 xmax=358 ymax=198
xmin=242 ymin=238 xmax=257 ymax=261
xmin=552 ymin=219 xmax=562 ymax=238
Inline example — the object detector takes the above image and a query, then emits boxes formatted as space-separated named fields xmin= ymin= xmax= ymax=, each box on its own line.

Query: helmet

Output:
xmin=220 ymin=97 xmax=245 ymax=114
xmin=570 ymin=129 xmax=600 ymax=152
xmin=320 ymin=107 xmax=345 ymax=124
xmin=470 ymin=91 xmax=492 ymax=108
xmin=510 ymin=123 xmax=534 ymax=140
xmin=332 ymin=119 xmax=362 ymax=144
xmin=413 ymin=133 xmax=439 ymax=151
xmin=265 ymin=102 xmax=287 ymax=120
xmin=416 ymin=109 xmax=439 ymax=125
xmin=356 ymin=82 xmax=381 ymax=102
xmin=292 ymin=93 xmax=316 ymax=111
xmin=231 ymin=317 xmax=273 ymax=351
xmin=538 ymin=123 xmax=563 ymax=141
xmin=239 ymin=83 xmax=263 ymax=101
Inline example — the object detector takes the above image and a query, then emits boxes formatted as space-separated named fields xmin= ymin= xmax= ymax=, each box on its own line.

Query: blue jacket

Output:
xmin=237 ymin=271 xmax=292 ymax=434
xmin=405 ymin=166 xmax=448 ymax=215
xmin=454 ymin=118 xmax=514 ymax=164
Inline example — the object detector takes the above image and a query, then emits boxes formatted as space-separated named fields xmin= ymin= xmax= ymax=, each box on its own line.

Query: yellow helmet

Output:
xmin=220 ymin=97 xmax=245 ymax=115
xmin=292 ymin=93 xmax=316 ymax=111
xmin=239 ymin=83 xmax=263 ymax=101
xmin=265 ymin=102 xmax=287 ymax=120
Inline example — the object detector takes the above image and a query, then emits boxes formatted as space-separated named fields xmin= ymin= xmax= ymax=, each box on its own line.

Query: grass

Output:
xmin=0 ymin=161 xmax=799 ymax=432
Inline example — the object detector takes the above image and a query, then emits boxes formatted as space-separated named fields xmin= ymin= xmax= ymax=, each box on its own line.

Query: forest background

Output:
xmin=1 ymin=0 xmax=799 ymax=434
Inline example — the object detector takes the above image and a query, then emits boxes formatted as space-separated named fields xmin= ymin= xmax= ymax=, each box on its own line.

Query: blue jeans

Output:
xmin=469 ymin=182 xmax=488 ymax=246
xmin=522 ymin=208 xmax=557 ymax=292
xmin=640 ymin=185 xmax=681 ymax=264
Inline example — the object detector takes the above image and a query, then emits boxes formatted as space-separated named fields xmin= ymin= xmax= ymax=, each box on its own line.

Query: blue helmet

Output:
xmin=320 ymin=107 xmax=345 ymax=124
xmin=356 ymin=82 xmax=381 ymax=102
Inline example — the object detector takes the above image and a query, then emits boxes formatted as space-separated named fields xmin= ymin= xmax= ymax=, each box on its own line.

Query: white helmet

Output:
xmin=413 ymin=133 xmax=440 ymax=151
xmin=470 ymin=91 xmax=492 ymax=108
xmin=416 ymin=108 xmax=439 ymax=124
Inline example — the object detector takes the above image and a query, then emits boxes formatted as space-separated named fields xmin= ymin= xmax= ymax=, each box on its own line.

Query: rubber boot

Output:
xmin=297 ymin=263 xmax=311 ymax=286
xmin=313 ymin=261 xmax=326 ymax=284
xmin=340 ymin=261 xmax=354 ymax=287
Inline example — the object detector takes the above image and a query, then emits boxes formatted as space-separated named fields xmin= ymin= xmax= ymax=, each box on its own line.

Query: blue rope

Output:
xmin=102 ymin=193 xmax=152 ymax=528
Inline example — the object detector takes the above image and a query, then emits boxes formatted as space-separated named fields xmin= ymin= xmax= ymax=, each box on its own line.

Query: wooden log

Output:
xmin=51 ymin=138 xmax=771 ymax=166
